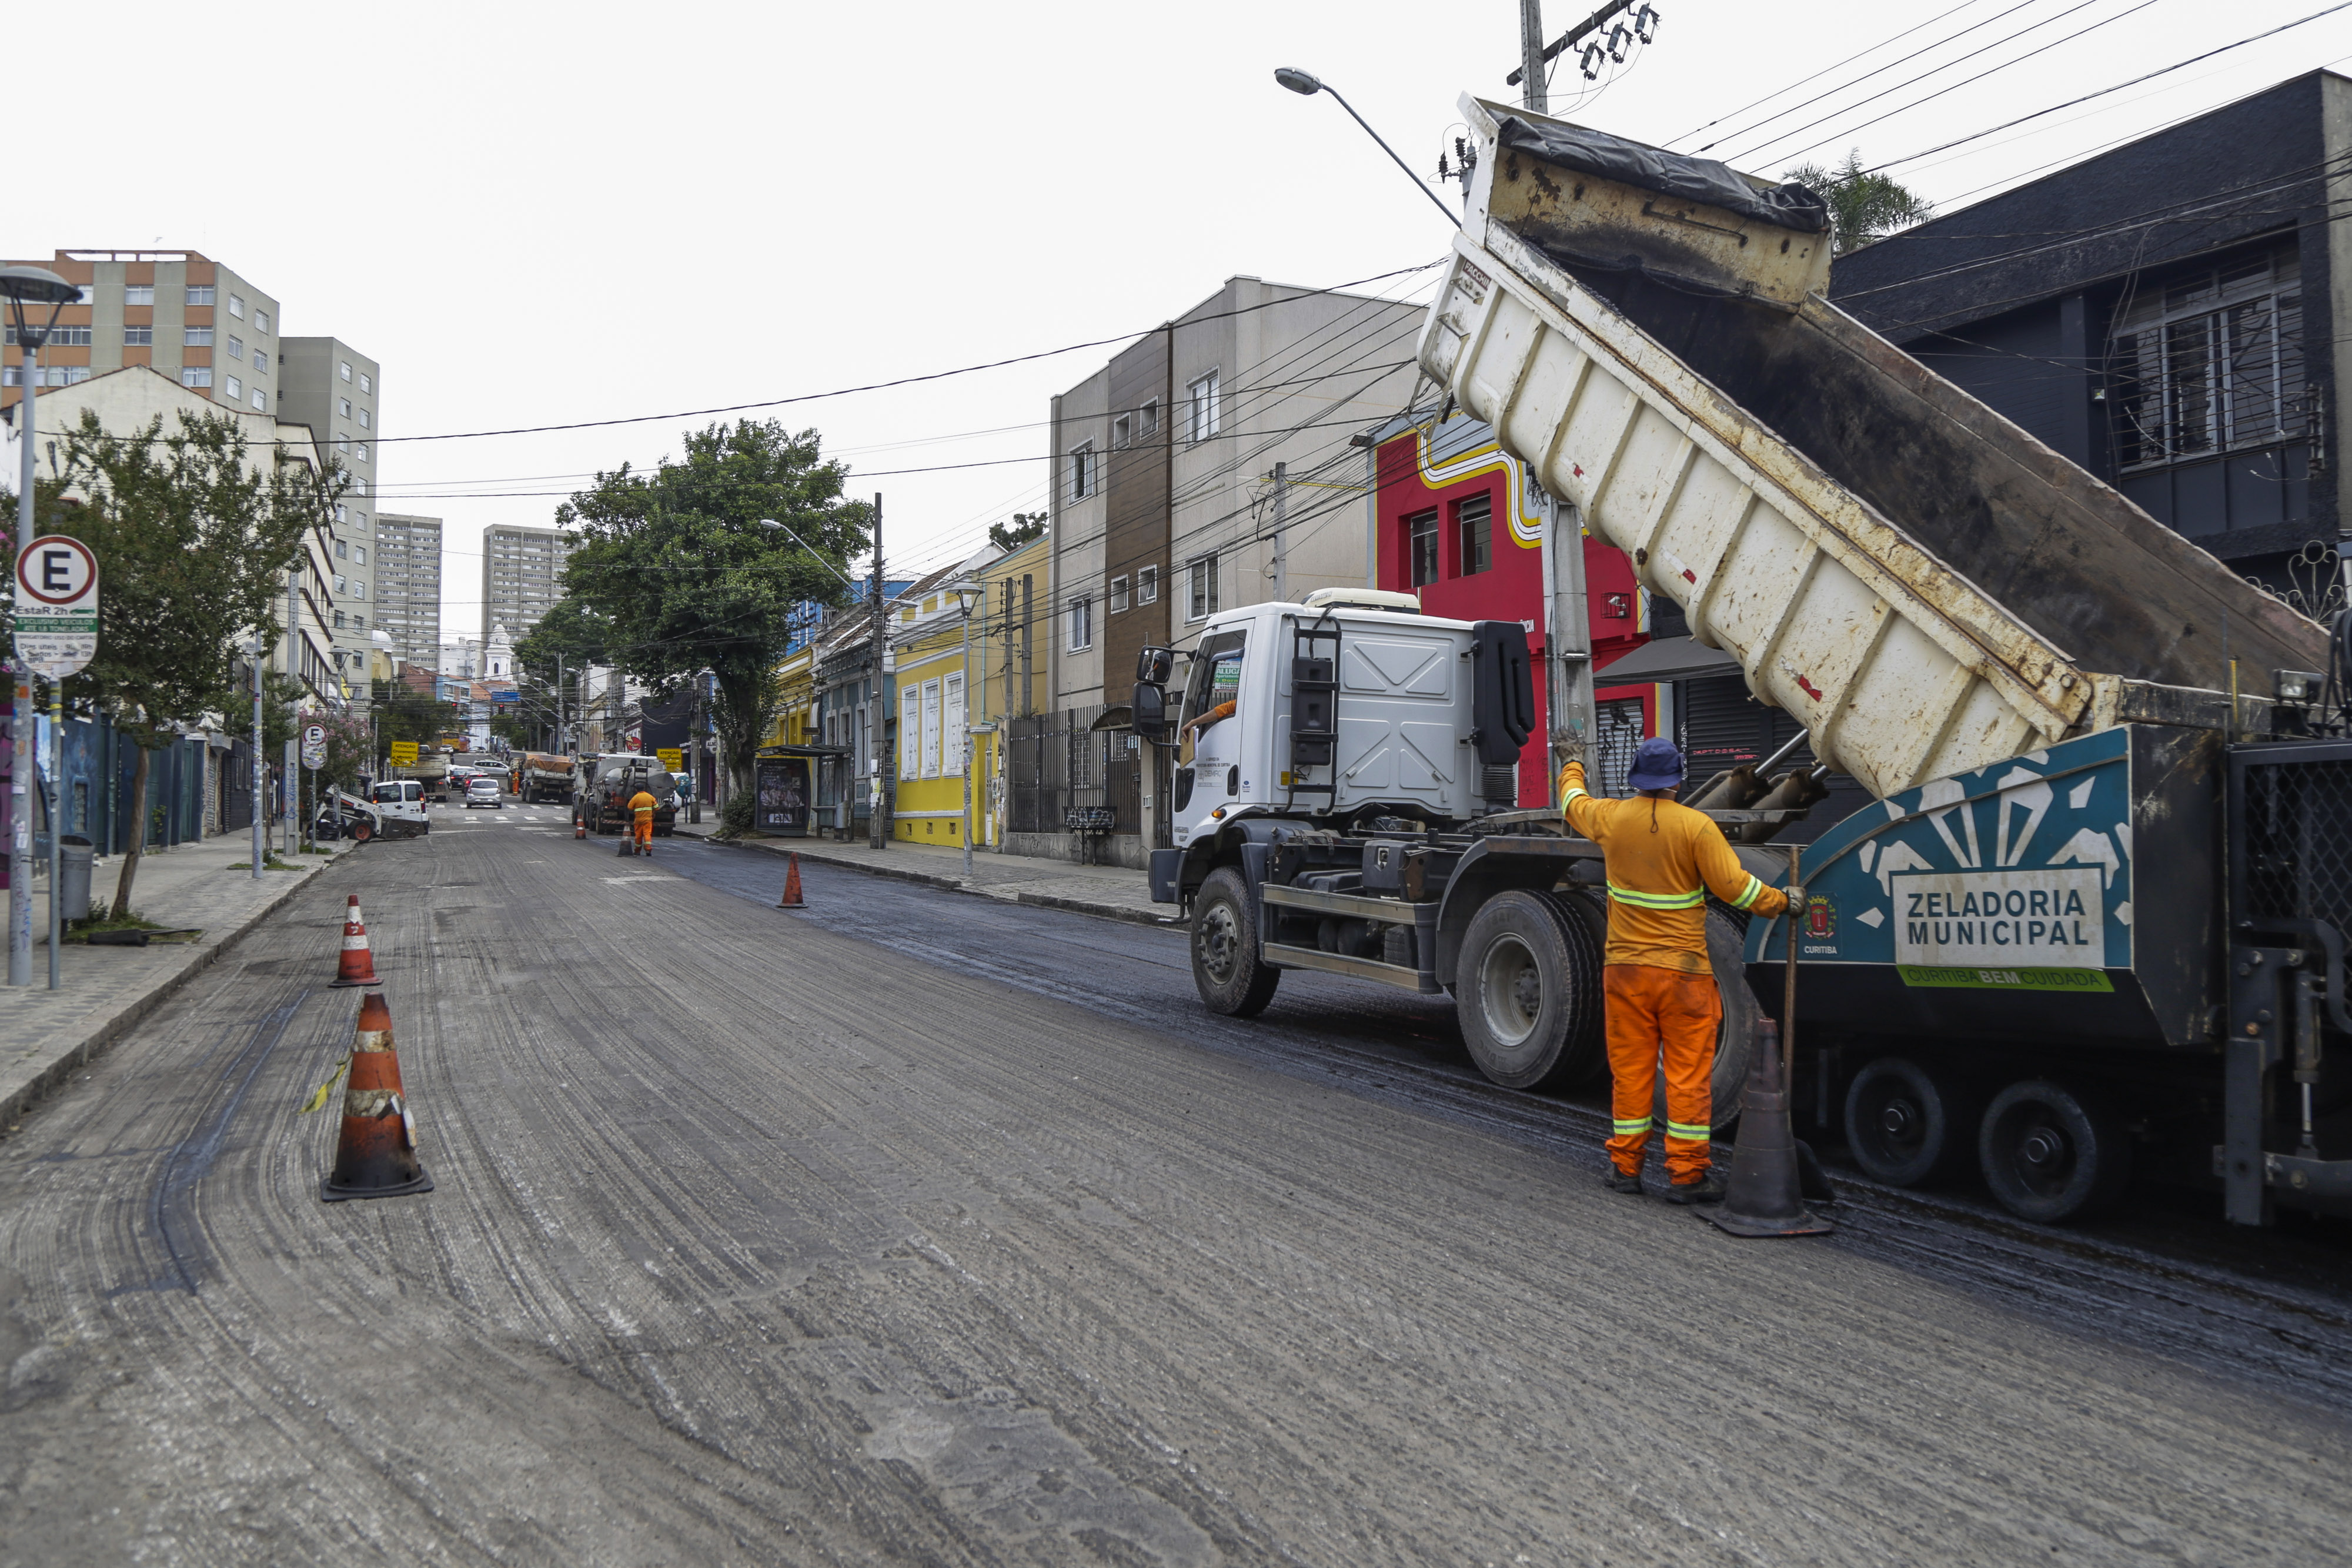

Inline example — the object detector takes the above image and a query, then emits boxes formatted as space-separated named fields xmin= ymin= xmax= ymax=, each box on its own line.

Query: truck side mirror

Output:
xmin=1132 ymin=681 xmax=1168 ymax=741
xmin=1137 ymin=646 xmax=1175 ymax=685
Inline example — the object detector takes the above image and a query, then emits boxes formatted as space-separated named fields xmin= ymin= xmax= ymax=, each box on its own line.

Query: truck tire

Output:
xmin=1459 ymin=890 xmax=1603 ymax=1091
xmin=1977 ymin=1079 xmax=2132 ymax=1223
xmin=1845 ymin=1057 xmax=1975 ymax=1187
xmin=1636 ymin=905 xmax=1758 ymax=1131
xmin=1192 ymin=868 xmax=1279 ymax=1017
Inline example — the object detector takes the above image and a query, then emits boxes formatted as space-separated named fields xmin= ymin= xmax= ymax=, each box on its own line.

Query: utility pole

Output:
xmin=868 ymin=492 xmax=887 ymax=850
xmin=1521 ymin=0 xmax=1547 ymax=113
xmin=960 ymin=593 xmax=975 ymax=878
xmin=250 ymin=633 xmax=265 ymax=880
xmin=1269 ymin=461 xmax=1289 ymax=604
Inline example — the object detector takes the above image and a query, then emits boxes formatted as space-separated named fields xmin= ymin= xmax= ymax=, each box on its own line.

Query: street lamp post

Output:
xmin=1 ymin=266 xmax=85 ymax=989
xmin=1272 ymin=68 xmax=1462 ymax=226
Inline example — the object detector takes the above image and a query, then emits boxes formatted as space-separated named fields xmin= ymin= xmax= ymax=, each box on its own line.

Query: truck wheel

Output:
xmin=1845 ymin=1057 xmax=1974 ymax=1186
xmin=1459 ymin=891 xmax=1602 ymax=1091
xmin=1977 ymin=1079 xmax=2131 ymax=1223
xmin=1192 ymin=868 xmax=1279 ymax=1017
xmin=352 ymin=821 xmax=373 ymax=843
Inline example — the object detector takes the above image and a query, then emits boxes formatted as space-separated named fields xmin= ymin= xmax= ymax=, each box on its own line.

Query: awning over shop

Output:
xmin=1593 ymin=636 xmax=1742 ymax=686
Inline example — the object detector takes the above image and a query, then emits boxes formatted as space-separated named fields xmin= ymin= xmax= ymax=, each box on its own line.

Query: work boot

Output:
xmin=1602 ymin=1168 xmax=1644 ymax=1195
xmin=1662 ymin=1171 xmax=1727 ymax=1206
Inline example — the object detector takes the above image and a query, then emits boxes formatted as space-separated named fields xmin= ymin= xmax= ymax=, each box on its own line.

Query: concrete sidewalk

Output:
xmin=675 ymin=820 xmax=1181 ymax=928
xmin=0 ymin=834 xmax=359 ymax=1133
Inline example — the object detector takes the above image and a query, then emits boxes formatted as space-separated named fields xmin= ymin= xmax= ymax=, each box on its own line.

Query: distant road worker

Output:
xmin=629 ymin=785 xmax=659 ymax=855
xmin=1561 ymin=737 xmax=1793 ymax=1205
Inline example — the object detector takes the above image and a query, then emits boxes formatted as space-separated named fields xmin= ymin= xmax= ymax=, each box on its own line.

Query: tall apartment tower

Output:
xmin=280 ymin=339 xmax=382 ymax=694
xmin=1 ymin=249 xmax=279 ymax=414
xmin=373 ymin=514 xmax=443 ymax=668
xmin=480 ymin=524 xmax=572 ymax=644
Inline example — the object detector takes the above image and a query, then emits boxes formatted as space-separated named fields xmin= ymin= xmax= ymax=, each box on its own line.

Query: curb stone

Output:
xmin=699 ymin=833 xmax=1183 ymax=928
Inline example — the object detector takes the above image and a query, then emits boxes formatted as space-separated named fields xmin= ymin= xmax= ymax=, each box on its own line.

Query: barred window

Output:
xmin=2112 ymin=247 xmax=2305 ymax=471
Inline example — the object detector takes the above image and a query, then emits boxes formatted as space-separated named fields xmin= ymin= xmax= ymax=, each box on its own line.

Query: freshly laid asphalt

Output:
xmin=2 ymin=805 xmax=2348 ymax=1564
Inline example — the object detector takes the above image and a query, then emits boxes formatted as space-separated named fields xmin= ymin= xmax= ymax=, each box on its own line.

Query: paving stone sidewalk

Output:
xmin=0 ymin=835 xmax=359 ymax=1132
xmin=674 ymin=820 xmax=1179 ymax=927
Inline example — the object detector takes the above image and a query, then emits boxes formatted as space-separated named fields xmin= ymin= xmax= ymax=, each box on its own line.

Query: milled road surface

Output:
xmin=3 ymin=807 xmax=2349 ymax=1565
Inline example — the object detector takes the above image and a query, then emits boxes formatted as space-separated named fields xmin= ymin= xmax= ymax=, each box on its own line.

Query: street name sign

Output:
xmin=14 ymin=534 xmax=97 ymax=680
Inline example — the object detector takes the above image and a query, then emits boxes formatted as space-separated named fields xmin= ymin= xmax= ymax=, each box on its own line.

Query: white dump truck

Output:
xmin=1144 ymin=99 xmax=2348 ymax=1228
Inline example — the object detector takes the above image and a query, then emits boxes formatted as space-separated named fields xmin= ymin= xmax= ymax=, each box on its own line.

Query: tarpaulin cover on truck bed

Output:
xmin=1494 ymin=116 xmax=1829 ymax=234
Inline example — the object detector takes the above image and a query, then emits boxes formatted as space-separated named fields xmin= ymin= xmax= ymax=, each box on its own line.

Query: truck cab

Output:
xmin=1161 ymin=592 xmax=1531 ymax=881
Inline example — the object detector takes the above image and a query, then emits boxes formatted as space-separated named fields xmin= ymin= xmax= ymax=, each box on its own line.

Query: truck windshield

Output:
xmin=1181 ymin=630 xmax=1247 ymax=724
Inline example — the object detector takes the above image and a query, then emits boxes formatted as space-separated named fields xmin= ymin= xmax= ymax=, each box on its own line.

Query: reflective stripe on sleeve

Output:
xmin=1665 ymin=1120 xmax=1712 ymax=1142
xmin=1562 ymin=786 xmax=1590 ymax=804
xmin=1732 ymin=874 xmax=1767 ymax=911
xmin=1612 ymin=1116 xmax=1653 ymax=1136
xmin=1608 ymin=881 xmax=1705 ymax=910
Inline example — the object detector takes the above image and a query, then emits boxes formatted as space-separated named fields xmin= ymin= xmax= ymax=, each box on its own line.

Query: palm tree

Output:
xmin=1783 ymin=150 xmax=1935 ymax=255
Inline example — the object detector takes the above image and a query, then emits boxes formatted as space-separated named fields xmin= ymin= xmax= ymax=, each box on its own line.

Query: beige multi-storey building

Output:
xmin=373 ymin=514 xmax=443 ymax=668
xmin=280 ymin=339 xmax=382 ymax=691
xmin=0 ymin=249 xmax=280 ymax=416
xmin=480 ymin=524 xmax=571 ymax=644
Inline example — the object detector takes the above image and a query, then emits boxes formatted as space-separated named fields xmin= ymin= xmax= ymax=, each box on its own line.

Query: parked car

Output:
xmin=464 ymin=776 xmax=505 ymax=810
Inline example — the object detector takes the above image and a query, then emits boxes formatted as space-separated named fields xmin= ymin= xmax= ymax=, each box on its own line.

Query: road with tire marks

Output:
xmin=2 ymin=819 xmax=2349 ymax=1564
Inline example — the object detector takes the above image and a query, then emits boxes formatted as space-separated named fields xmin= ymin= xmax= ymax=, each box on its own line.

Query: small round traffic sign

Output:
xmin=15 ymin=536 xmax=96 ymax=607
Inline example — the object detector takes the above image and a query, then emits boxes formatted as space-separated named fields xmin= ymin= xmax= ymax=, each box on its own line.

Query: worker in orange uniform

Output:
xmin=1561 ymin=736 xmax=1793 ymax=1204
xmin=628 ymin=785 xmax=659 ymax=855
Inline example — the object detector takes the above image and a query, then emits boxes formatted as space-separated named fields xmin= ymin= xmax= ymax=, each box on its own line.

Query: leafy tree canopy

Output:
xmin=554 ymin=420 xmax=870 ymax=790
xmin=13 ymin=409 xmax=340 ymax=914
xmin=989 ymin=511 xmax=1047 ymax=554
xmin=1783 ymin=151 xmax=1935 ymax=256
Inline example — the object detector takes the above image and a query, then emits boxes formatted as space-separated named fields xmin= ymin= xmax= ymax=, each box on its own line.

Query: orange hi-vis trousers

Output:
xmin=1604 ymin=964 xmax=1722 ymax=1182
xmin=634 ymin=812 xmax=654 ymax=848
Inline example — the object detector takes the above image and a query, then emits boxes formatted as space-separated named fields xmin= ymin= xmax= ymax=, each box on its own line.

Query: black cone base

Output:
xmin=322 ymin=1166 xmax=433 ymax=1202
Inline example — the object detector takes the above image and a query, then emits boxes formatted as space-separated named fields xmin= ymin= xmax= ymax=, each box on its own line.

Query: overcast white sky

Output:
xmin=12 ymin=0 xmax=2352 ymax=640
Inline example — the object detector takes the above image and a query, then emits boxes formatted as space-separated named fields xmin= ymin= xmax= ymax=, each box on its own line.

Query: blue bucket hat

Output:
xmin=1626 ymin=736 xmax=1686 ymax=791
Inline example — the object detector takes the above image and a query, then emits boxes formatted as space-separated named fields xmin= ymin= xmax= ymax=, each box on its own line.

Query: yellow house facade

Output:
xmin=887 ymin=537 xmax=1044 ymax=850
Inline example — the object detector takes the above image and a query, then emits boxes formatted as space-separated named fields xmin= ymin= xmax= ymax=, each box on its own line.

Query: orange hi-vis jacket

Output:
xmin=1560 ymin=761 xmax=1790 ymax=973
xmin=629 ymin=790 xmax=658 ymax=819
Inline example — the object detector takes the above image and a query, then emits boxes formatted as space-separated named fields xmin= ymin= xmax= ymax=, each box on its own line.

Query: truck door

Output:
xmin=1180 ymin=632 xmax=1248 ymax=811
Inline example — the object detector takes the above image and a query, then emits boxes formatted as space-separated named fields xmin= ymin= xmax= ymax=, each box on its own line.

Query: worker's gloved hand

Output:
xmin=1785 ymin=884 xmax=1805 ymax=908
xmin=1553 ymin=734 xmax=1588 ymax=771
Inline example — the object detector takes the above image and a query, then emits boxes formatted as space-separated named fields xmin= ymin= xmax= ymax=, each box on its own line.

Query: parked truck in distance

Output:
xmin=389 ymin=745 xmax=455 ymax=804
xmin=572 ymin=753 xmax=678 ymax=838
xmin=520 ymin=754 xmax=574 ymax=805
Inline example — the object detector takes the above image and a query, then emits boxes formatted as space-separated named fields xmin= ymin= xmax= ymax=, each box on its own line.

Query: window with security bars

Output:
xmin=1592 ymin=697 xmax=1646 ymax=797
xmin=2110 ymin=247 xmax=2306 ymax=471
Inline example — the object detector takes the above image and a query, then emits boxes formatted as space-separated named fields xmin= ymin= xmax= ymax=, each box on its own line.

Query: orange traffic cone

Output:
xmin=319 ymin=991 xmax=433 ymax=1202
xmin=777 ymin=853 xmax=806 ymax=909
xmin=574 ymin=813 xmax=586 ymax=839
xmin=329 ymin=894 xmax=382 ymax=988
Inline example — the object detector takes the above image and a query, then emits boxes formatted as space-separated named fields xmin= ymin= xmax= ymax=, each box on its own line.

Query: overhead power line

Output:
xmin=1860 ymin=0 xmax=2352 ymax=173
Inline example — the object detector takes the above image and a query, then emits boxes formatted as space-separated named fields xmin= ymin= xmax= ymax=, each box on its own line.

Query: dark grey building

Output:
xmin=1829 ymin=69 xmax=2352 ymax=608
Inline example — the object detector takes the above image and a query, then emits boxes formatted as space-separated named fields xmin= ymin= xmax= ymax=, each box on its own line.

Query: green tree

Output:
xmin=370 ymin=677 xmax=461 ymax=754
xmin=555 ymin=420 xmax=870 ymax=796
xmin=989 ymin=511 xmax=1047 ymax=553
xmin=1783 ymin=150 xmax=1935 ymax=255
xmin=513 ymin=597 xmax=614 ymax=747
xmin=21 ymin=410 xmax=339 ymax=915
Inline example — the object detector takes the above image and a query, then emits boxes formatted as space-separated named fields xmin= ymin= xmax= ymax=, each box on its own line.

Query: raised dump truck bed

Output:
xmin=1416 ymin=98 xmax=2326 ymax=798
